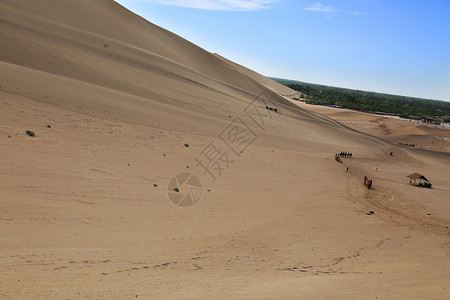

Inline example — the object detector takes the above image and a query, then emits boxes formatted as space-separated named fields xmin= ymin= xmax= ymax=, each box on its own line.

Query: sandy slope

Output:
xmin=294 ymin=102 xmax=450 ymax=153
xmin=1 ymin=1 xmax=449 ymax=299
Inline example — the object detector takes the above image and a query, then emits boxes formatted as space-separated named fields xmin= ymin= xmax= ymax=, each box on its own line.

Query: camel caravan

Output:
xmin=265 ymin=106 xmax=279 ymax=113
xmin=339 ymin=152 xmax=352 ymax=157
xmin=335 ymin=151 xmax=352 ymax=163
xmin=399 ymin=142 xmax=415 ymax=148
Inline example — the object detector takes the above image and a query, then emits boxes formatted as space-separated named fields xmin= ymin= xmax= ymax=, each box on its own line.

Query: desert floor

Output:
xmin=1 ymin=81 xmax=449 ymax=299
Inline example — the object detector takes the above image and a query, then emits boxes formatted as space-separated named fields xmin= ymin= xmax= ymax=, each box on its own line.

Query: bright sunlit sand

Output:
xmin=1 ymin=1 xmax=449 ymax=299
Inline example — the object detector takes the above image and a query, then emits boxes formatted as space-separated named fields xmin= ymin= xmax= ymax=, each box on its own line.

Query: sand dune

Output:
xmin=1 ymin=1 xmax=449 ymax=299
xmin=297 ymin=102 xmax=450 ymax=153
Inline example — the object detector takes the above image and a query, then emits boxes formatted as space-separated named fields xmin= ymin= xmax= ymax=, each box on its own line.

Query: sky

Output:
xmin=114 ymin=0 xmax=450 ymax=101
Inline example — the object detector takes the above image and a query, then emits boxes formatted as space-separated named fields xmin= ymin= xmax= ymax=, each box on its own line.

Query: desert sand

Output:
xmin=1 ymin=1 xmax=449 ymax=299
xmin=289 ymin=100 xmax=450 ymax=153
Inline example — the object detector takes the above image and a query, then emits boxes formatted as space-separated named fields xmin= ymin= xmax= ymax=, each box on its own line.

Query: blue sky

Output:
xmin=114 ymin=0 xmax=450 ymax=101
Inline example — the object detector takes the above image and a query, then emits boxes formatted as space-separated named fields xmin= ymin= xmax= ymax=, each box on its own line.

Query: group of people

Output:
xmin=339 ymin=152 xmax=352 ymax=157
xmin=335 ymin=153 xmax=342 ymax=163
xmin=363 ymin=176 xmax=373 ymax=189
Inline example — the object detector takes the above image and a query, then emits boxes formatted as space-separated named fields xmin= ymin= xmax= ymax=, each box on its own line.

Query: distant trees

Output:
xmin=272 ymin=78 xmax=450 ymax=118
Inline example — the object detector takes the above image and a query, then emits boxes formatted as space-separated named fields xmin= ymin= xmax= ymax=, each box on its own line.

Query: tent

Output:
xmin=407 ymin=173 xmax=432 ymax=188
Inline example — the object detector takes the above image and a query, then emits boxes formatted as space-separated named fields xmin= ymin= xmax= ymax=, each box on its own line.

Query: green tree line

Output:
xmin=272 ymin=78 xmax=450 ymax=118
